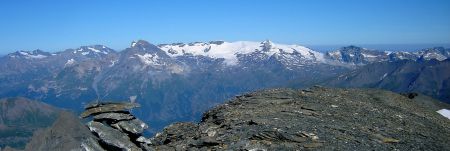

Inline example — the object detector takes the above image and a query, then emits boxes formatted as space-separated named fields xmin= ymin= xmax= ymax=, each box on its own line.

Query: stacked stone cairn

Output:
xmin=80 ymin=102 xmax=153 ymax=151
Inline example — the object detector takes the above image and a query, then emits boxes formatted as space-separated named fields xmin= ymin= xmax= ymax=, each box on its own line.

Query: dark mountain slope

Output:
xmin=324 ymin=59 xmax=450 ymax=103
xmin=23 ymin=111 xmax=97 ymax=151
xmin=0 ymin=97 xmax=60 ymax=149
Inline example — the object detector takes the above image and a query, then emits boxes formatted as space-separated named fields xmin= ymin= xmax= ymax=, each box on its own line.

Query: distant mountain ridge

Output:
xmin=325 ymin=45 xmax=450 ymax=65
xmin=324 ymin=59 xmax=450 ymax=103
xmin=4 ymin=41 xmax=448 ymax=68
xmin=3 ymin=40 xmax=449 ymax=66
xmin=0 ymin=40 xmax=449 ymax=132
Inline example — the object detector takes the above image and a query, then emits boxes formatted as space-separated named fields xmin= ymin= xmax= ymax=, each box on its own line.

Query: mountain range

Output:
xmin=0 ymin=40 xmax=449 ymax=132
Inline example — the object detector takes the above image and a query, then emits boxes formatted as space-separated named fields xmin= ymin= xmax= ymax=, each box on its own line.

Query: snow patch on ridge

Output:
xmin=109 ymin=59 xmax=118 ymax=67
xmin=362 ymin=53 xmax=377 ymax=58
xmin=26 ymin=54 xmax=47 ymax=59
xmin=65 ymin=59 xmax=76 ymax=67
xmin=135 ymin=53 xmax=161 ymax=66
xmin=87 ymin=47 xmax=101 ymax=53
xmin=81 ymin=51 xmax=90 ymax=55
xmin=437 ymin=109 xmax=450 ymax=120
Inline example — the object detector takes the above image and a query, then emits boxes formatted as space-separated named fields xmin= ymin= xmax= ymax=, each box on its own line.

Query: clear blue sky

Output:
xmin=0 ymin=0 xmax=449 ymax=53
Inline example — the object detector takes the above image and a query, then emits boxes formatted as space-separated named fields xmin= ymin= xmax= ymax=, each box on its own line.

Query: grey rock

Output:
xmin=152 ymin=122 xmax=200 ymax=145
xmin=141 ymin=144 xmax=156 ymax=151
xmin=112 ymin=118 xmax=148 ymax=134
xmin=93 ymin=112 xmax=134 ymax=121
xmin=136 ymin=136 xmax=153 ymax=145
xmin=81 ymin=137 xmax=105 ymax=151
xmin=87 ymin=121 xmax=142 ymax=151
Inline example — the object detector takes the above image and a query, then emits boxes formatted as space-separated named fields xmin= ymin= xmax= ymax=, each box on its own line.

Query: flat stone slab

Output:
xmin=81 ymin=102 xmax=140 ymax=118
xmin=112 ymin=118 xmax=148 ymax=134
xmin=85 ymin=101 xmax=134 ymax=109
xmin=87 ymin=121 xmax=142 ymax=151
xmin=93 ymin=112 xmax=135 ymax=121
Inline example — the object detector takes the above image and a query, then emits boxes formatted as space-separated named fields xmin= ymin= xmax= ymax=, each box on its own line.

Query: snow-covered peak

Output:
xmin=9 ymin=49 xmax=50 ymax=59
xmin=326 ymin=46 xmax=389 ymax=64
xmin=128 ymin=40 xmax=165 ymax=54
xmin=158 ymin=40 xmax=323 ymax=65
xmin=417 ymin=47 xmax=449 ymax=61
xmin=388 ymin=51 xmax=417 ymax=61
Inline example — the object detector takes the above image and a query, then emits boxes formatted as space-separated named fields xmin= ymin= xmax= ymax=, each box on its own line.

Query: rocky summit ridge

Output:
xmin=147 ymin=87 xmax=450 ymax=150
xmin=69 ymin=87 xmax=450 ymax=151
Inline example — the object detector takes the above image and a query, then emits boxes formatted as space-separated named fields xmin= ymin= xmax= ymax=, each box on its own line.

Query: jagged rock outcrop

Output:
xmin=81 ymin=102 xmax=151 ymax=151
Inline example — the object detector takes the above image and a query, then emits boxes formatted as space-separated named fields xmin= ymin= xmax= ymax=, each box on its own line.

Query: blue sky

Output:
xmin=0 ymin=0 xmax=449 ymax=53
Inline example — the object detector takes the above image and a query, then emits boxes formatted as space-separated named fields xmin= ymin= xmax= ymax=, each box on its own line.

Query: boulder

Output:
xmin=87 ymin=121 xmax=142 ymax=151
xmin=81 ymin=137 xmax=106 ymax=151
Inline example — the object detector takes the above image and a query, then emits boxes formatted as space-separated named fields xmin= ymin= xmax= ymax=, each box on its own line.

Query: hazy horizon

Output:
xmin=1 ymin=40 xmax=449 ymax=55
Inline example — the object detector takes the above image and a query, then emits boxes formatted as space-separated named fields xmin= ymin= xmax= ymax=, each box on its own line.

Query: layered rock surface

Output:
xmin=148 ymin=87 xmax=450 ymax=150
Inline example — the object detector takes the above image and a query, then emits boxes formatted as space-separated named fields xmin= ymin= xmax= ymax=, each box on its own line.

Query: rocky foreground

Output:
xmin=147 ymin=87 xmax=450 ymax=150
xmin=17 ymin=87 xmax=450 ymax=151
